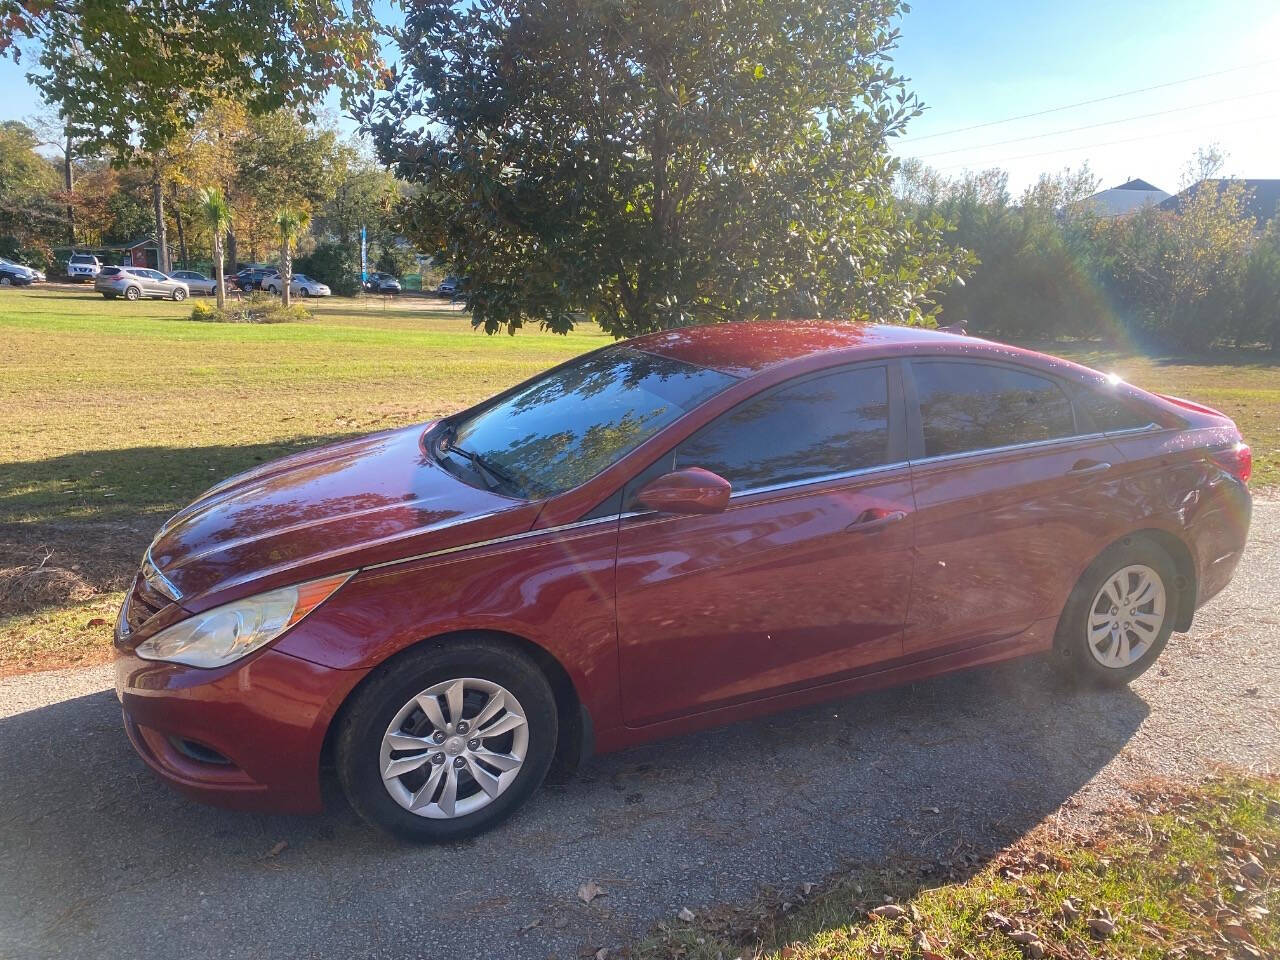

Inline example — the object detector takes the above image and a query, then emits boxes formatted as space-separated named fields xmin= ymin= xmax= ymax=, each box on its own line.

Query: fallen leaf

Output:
xmin=912 ymin=930 xmax=931 ymax=953
xmin=86 ymin=617 xmax=107 ymax=628
xmin=870 ymin=904 xmax=906 ymax=919
xmin=1060 ymin=898 xmax=1080 ymax=922
xmin=1087 ymin=916 xmax=1115 ymax=939
xmin=1222 ymin=924 xmax=1256 ymax=945
xmin=594 ymin=949 xmax=608 ymax=960
xmin=577 ymin=881 xmax=605 ymax=904
xmin=1009 ymin=930 xmax=1040 ymax=945
xmin=265 ymin=840 xmax=287 ymax=858
xmin=677 ymin=907 xmax=696 ymax=923
xmin=983 ymin=910 xmax=1012 ymax=931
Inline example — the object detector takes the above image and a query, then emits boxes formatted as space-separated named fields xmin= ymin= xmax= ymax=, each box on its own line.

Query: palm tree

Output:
xmin=275 ymin=207 xmax=311 ymax=307
xmin=197 ymin=187 xmax=232 ymax=310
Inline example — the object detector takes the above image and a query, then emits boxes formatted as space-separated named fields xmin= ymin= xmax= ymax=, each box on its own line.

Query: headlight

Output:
xmin=134 ymin=572 xmax=353 ymax=668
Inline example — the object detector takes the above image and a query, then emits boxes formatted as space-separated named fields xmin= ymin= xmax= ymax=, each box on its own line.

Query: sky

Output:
xmin=3 ymin=0 xmax=1278 ymax=197
xmin=888 ymin=0 xmax=1280 ymax=194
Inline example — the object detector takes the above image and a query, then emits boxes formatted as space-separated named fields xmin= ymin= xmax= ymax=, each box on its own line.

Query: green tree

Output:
xmin=18 ymin=0 xmax=379 ymax=272
xmin=275 ymin=207 xmax=311 ymax=307
xmin=366 ymin=0 xmax=964 ymax=337
xmin=0 ymin=121 xmax=62 ymax=263
xmin=198 ymin=187 xmax=233 ymax=309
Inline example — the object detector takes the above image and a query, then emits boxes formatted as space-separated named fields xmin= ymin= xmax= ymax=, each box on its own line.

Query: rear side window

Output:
xmin=673 ymin=366 xmax=891 ymax=491
xmin=913 ymin=361 xmax=1074 ymax=458
xmin=100 ymin=266 xmax=121 ymax=276
xmin=1077 ymin=384 xmax=1157 ymax=432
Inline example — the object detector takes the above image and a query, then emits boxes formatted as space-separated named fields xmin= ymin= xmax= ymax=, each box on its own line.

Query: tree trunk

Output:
xmin=151 ymin=161 xmax=169 ymax=273
xmin=63 ymin=132 xmax=75 ymax=245
xmin=213 ymin=232 xmax=225 ymax=310
xmin=173 ymin=191 xmax=188 ymax=268
xmin=226 ymin=228 xmax=238 ymax=274
xmin=281 ymin=239 xmax=292 ymax=307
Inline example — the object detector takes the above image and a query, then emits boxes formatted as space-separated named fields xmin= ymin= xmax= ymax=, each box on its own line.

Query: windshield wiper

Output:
xmin=436 ymin=425 xmax=522 ymax=495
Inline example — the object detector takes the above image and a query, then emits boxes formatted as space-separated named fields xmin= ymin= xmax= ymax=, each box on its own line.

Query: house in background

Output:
xmin=53 ymin=235 xmax=173 ymax=270
xmin=1082 ymin=178 xmax=1171 ymax=218
xmin=1159 ymin=179 xmax=1280 ymax=230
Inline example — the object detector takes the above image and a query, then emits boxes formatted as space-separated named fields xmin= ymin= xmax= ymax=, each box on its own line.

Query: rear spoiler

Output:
xmin=1152 ymin=392 xmax=1231 ymax=420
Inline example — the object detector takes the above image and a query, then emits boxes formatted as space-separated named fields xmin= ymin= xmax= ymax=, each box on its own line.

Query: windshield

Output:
xmin=441 ymin=345 xmax=736 ymax=498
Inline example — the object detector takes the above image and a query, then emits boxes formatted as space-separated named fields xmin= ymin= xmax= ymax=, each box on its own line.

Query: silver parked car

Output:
xmin=170 ymin=270 xmax=220 ymax=296
xmin=67 ymin=253 xmax=102 ymax=281
xmin=95 ymin=266 xmax=190 ymax=301
xmin=262 ymin=272 xmax=331 ymax=297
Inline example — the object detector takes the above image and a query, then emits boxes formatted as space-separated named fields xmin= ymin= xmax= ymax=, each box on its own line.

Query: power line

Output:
xmin=911 ymin=88 xmax=1280 ymax=160
xmin=932 ymin=111 xmax=1280 ymax=172
xmin=899 ymin=57 xmax=1280 ymax=143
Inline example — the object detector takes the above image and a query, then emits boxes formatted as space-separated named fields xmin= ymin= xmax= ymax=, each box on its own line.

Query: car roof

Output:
xmin=625 ymin=320 xmax=977 ymax=377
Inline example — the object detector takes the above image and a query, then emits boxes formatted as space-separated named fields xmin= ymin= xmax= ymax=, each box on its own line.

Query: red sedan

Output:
xmin=115 ymin=322 xmax=1252 ymax=840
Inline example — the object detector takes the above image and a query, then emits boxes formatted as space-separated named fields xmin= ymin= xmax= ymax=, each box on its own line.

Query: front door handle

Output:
xmin=1066 ymin=459 xmax=1111 ymax=477
xmin=846 ymin=508 xmax=908 ymax=534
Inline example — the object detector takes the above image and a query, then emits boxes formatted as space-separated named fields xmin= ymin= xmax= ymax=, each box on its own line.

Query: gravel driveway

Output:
xmin=2 ymin=502 xmax=1277 ymax=960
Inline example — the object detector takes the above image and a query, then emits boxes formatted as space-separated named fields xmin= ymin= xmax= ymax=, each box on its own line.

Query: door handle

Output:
xmin=1066 ymin=459 xmax=1111 ymax=477
xmin=845 ymin=508 xmax=908 ymax=534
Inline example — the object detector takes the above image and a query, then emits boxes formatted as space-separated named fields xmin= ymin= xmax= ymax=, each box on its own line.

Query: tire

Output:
xmin=124 ymin=286 xmax=141 ymax=301
xmin=1054 ymin=537 xmax=1180 ymax=687
xmin=299 ymin=288 xmax=309 ymax=298
xmin=0 ymin=277 xmax=11 ymax=286
xmin=336 ymin=638 xmax=558 ymax=842
xmin=172 ymin=288 xmax=187 ymax=302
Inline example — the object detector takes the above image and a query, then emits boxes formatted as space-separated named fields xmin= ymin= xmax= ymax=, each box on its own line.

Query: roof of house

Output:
xmin=1115 ymin=178 xmax=1163 ymax=191
xmin=1158 ymin=179 xmax=1280 ymax=224
xmin=1084 ymin=179 xmax=1171 ymax=217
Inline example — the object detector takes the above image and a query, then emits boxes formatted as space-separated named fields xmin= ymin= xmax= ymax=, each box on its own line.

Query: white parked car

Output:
xmin=170 ymin=270 xmax=221 ymax=296
xmin=263 ymin=273 xmax=331 ymax=297
xmin=67 ymin=253 xmax=102 ymax=281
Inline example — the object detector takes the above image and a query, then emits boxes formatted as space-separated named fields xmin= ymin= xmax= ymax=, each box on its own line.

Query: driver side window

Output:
xmin=620 ymin=366 xmax=891 ymax=510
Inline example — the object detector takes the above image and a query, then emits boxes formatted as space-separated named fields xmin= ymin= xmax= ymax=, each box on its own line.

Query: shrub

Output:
xmin=187 ymin=292 xmax=310 ymax=323
xmin=295 ymin=241 xmax=361 ymax=296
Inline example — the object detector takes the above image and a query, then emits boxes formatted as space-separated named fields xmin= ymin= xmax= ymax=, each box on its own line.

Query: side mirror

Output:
xmin=635 ymin=468 xmax=731 ymax=515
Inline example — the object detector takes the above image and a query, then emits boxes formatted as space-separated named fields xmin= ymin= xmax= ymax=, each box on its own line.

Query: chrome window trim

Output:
xmin=911 ymin=431 xmax=1107 ymax=467
xmin=1102 ymin=422 xmax=1162 ymax=437
xmin=618 ymin=460 xmax=910 ymax=523
xmin=910 ymin=421 xmax=1169 ymax=468
xmin=728 ymin=459 xmax=910 ymax=500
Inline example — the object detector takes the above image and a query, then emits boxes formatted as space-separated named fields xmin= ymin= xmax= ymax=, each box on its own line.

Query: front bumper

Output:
xmin=115 ymin=646 xmax=367 ymax=813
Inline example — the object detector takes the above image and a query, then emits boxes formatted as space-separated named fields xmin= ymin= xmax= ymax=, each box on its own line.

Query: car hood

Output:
xmin=148 ymin=423 xmax=540 ymax=604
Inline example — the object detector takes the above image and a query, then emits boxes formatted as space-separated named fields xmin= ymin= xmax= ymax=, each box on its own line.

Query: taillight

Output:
xmin=1210 ymin=442 xmax=1252 ymax=484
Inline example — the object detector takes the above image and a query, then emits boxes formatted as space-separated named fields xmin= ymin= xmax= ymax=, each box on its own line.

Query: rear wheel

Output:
xmin=336 ymin=638 xmax=558 ymax=842
xmin=124 ymin=286 xmax=141 ymax=301
xmin=1055 ymin=538 xmax=1180 ymax=687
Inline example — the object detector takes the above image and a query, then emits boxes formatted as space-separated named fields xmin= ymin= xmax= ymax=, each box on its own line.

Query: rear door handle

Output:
xmin=845 ymin=508 xmax=908 ymax=534
xmin=1066 ymin=459 xmax=1111 ymax=477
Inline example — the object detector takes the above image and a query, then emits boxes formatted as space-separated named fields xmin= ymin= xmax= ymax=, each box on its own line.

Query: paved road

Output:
xmin=3 ymin=504 xmax=1277 ymax=960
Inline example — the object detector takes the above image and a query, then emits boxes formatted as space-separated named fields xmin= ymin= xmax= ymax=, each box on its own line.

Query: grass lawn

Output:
xmin=1 ymin=285 xmax=1277 ymax=674
xmin=629 ymin=774 xmax=1280 ymax=960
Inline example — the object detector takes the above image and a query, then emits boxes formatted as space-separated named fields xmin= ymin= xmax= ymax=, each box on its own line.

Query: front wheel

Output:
xmin=336 ymin=639 xmax=558 ymax=842
xmin=1055 ymin=539 xmax=1180 ymax=687
xmin=0 ymin=277 xmax=11 ymax=286
xmin=172 ymin=288 xmax=187 ymax=302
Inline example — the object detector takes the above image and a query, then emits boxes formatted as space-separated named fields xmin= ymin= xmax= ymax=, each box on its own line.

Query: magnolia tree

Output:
xmin=363 ymin=0 xmax=964 ymax=336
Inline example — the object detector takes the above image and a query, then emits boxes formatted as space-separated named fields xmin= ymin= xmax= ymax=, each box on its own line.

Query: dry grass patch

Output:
xmin=628 ymin=774 xmax=1280 ymax=960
